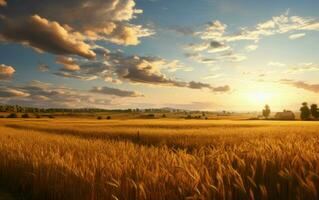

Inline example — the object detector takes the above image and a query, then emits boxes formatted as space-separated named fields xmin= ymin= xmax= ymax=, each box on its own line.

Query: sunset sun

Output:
xmin=249 ymin=91 xmax=273 ymax=105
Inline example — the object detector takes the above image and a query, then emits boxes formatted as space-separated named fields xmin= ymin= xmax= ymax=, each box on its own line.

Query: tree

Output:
xmin=300 ymin=102 xmax=310 ymax=120
xmin=21 ymin=113 xmax=29 ymax=118
xmin=262 ymin=105 xmax=271 ymax=119
xmin=7 ymin=113 xmax=17 ymax=118
xmin=310 ymin=104 xmax=319 ymax=119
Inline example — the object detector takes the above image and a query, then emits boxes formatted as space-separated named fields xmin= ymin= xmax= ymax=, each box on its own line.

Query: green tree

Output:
xmin=262 ymin=105 xmax=271 ymax=119
xmin=300 ymin=102 xmax=310 ymax=120
xmin=310 ymin=104 xmax=319 ymax=119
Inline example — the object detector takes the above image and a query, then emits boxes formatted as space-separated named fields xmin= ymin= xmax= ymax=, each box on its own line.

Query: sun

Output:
xmin=248 ymin=91 xmax=273 ymax=105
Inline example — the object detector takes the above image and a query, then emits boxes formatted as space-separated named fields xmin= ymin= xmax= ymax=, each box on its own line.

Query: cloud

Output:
xmin=0 ymin=0 xmax=6 ymax=7
xmin=196 ymin=20 xmax=227 ymax=40
xmin=221 ymin=12 xmax=319 ymax=42
xmin=0 ymin=0 xmax=154 ymax=49
xmin=285 ymin=63 xmax=319 ymax=74
xmin=107 ymin=53 xmax=230 ymax=91
xmin=165 ymin=25 xmax=195 ymax=36
xmin=245 ymin=44 xmax=258 ymax=52
xmin=202 ymin=74 xmax=223 ymax=80
xmin=56 ymin=56 xmax=80 ymax=71
xmin=86 ymin=23 xmax=154 ymax=46
xmin=280 ymin=79 xmax=319 ymax=93
xmin=0 ymin=87 xmax=30 ymax=97
xmin=53 ymin=51 xmax=230 ymax=92
xmin=217 ymin=52 xmax=246 ymax=62
xmin=268 ymin=62 xmax=286 ymax=67
xmin=90 ymin=86 xmax=143 ymax=97
xmin=0 ymin=15 xmax=96 ymax=59
xmin=0 ymin=80 xmax=115 ymax=108
xmin=187 ymin=81 xmax=230 ymax=92
xmin=289 ymin=33 xmax=306 ymax=40
xmin=0 ymin=64 xmax=15 ymax=80
xmin=189 ymin=12 xmax=319 ymax=64
xmin=37 ymin=64 xmax=50 ymax=72
xmin=184 ymin=53 xmax=217 ymax=64
xmin=187 ymin=40 xmax=231 ymax=53
xmin=53 ymin=71 xmax=98 ymax=81
xmin=185 ymin=51 xmax=245 ymax=63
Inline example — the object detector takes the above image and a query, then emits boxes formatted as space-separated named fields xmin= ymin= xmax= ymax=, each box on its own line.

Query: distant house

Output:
xmin=274 ymin=110 xmax=295 ymax=120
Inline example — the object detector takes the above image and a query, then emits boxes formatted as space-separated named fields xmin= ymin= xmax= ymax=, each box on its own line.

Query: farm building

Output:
xmin=274 ymin=110 xmax=295 ymax=120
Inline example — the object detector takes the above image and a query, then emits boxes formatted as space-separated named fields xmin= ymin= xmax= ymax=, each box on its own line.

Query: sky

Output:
xmin=0 ymin=0 xmax=319 ymax=111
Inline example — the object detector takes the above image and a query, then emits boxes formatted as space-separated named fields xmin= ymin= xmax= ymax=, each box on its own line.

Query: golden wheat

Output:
xmin=0 ymin=119 xmax=318 ymax=200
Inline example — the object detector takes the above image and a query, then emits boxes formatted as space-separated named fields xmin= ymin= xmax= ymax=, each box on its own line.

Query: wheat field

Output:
xmin=0 ymin=119 xmax=318 ymax=200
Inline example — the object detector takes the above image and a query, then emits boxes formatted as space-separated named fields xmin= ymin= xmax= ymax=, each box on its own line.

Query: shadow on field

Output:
xmin=0 ymin=157 xmax=134 ymax=200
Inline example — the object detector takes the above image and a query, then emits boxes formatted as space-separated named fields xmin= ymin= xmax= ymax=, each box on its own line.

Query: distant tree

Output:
xmin=106 ymin=116 xmax=111 ymax=120
xmin=21 ymin=113 xmax=29 ymax=118
xmin=300 ymin=102 xmax=311 ymax=120
xmin=7 ymin=113 xmax=17 ymax=118
xmin=310 ymin=104 xmax=319 ymax=119
xmin=262 ymin=105 xmax=271 ymax=119
xmin=147 ymin=114 xmax=155 ymax=118
xmin=162 ymin=114 xmax=166 ymax=118
xmin=97 ymin=116 xmax=102 ymax=120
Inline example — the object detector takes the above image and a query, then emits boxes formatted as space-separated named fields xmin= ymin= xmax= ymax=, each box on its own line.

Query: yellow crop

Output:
xmin=0 ymin=119 xmax=318 ymax=199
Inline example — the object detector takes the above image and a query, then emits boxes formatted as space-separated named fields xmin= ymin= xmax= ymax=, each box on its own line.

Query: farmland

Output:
xmin=0 ymin=118 xmax=318 ymax=200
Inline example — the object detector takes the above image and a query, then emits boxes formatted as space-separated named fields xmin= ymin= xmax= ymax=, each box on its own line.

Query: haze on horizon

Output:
xmin=0 ymin=0 xmax=319 ymax=111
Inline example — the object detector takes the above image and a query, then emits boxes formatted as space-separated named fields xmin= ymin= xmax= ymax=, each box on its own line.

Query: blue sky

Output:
xmin=0 ymin=0 xmax=319 ymax=111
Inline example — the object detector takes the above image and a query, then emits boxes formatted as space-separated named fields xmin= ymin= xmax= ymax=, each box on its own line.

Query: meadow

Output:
xmin=0 ymin=118 xmax=318 ymax=200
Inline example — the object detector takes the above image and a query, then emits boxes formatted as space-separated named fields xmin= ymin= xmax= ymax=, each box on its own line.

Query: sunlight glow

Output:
xmin=248 ymin=91 xmax=274 ymax=106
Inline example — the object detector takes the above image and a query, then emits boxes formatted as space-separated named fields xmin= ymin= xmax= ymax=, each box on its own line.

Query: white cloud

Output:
xmin=268 ymin=62 xmax=286 ymax=67
xmin=285 ymin=63 xmax=319 ymax=74
xmin=289 ymin=33 xmax=306 ymax=40
xmin=245 ymin=44 xmax=258 ymax=52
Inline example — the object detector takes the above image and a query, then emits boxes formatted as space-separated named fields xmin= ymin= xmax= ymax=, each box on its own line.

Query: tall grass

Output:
xmin=0 ymin=119 xmax=318 ymax=199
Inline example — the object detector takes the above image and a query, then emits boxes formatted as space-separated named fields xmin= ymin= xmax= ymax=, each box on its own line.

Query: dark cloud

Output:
xmin=53 ymin=51 xmax=231 ymax=92
xmin=90 ymin=86 xmax=143 ymax=97
xmin=188 ymin=81 xmax=230 ymax=92
xmin=166 ymin=25 xmax=195 ymax=36
xmin=212 ymin=85 xmax=231 ymax=92
xmin=280 ymin=79 xmax=319 ymax=93
xmin=210 ymin=40 xmax=224 ymax=48
xmin=0 ymin=0 xmax=153 ymax=51
xmin=188 ymin=81 xmax=212 ymax=89
xmin=0 ymin=15 xmax=96 ymax=59
xmin=0 ymin=80 xmax=113 ymax=108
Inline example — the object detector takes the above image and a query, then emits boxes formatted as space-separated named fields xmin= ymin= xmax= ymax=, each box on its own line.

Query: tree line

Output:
xmin=262 ymin=102 xmax=319 ymax=120
xmin=0 ymin=104 xmax=129 ymax=113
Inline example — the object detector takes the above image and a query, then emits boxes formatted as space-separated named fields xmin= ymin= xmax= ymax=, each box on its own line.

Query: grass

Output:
xmin=0 ymin=119 xmax=319 ymax=199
